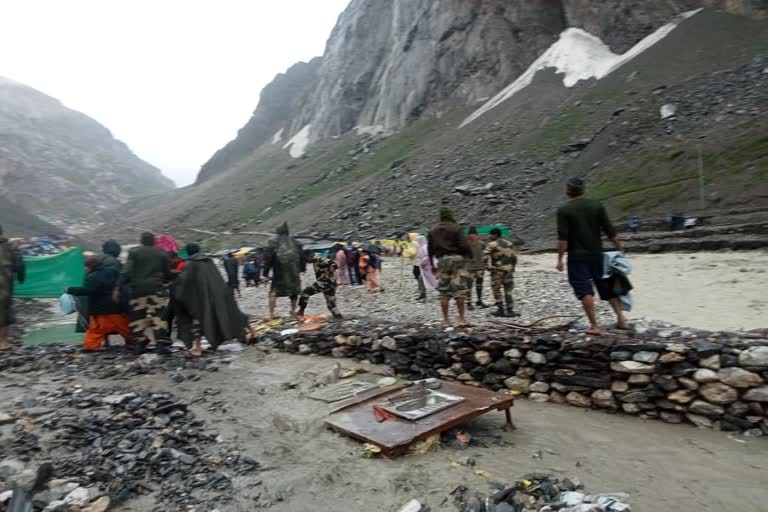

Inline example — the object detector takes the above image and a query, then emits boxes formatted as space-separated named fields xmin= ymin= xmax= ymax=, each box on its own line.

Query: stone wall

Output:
xmin=272 ymin=324 xmax=768 ymax=433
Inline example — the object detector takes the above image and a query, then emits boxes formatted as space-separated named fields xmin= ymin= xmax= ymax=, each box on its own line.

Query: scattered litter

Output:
xmin=361 ymin=443 xmax=382 ymax=458
xmin=377 ymin=376 xmax=397 ymax=387
xmin=474 ymin=469 xmax=492 ymax=478
xmin=373 ymin=404 xmax=398 ymax=422
xmin=308 ymin=379 xmax=378 ymax=403
xmin=167 ymin=372 xmax=185 ymax=383
xmin=397 ymin=499 xmax=425 ymax=512
xmin=217 ymin=341 xmax=245 ymax=352
xmin=280 ymin=329 xmax=299 ymax=336
xmin=409 ymin=434 xmax=441 ymax=455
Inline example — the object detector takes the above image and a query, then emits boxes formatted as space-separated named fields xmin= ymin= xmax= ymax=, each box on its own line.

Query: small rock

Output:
xmin=504 ymin=348 xmax=522 ymax=359
xmin=591 ymin=390 xmax=615 ymax=408
xmin=667 ymin=389 xmax=696 ymax=404
xmin=381 ymin=336 xmax=397 ymax=351
xmin=0 ymin=412 xmax=15 ymax=425
xmin=743 ymin=386 xmax=768 ymax=402
xmin=298 ymin=344 xmax=312 ymax=355
xmin=665 ymin=343 xmax=688 ymax=354
xmin=658 ymin=352 xmax=686 ymax=363
xmin=529 ymin=393 xmax=549 ymax=403
xmin=0 ymin=490 xmax=12 ymax=504
xmin=699 ymin=383 xmax=738 ymax=404
xmin=565 ymin=392 xmax=591 ymax=408
xmin=632 ymin=351 xmax=659 ymax=363
xmin=678 ymin=378 xmax=699 ymax=390
xmin=475 ymin=351 xmax=492 ymax=365
xmin=688 ymin=400 xmax=725 ymax=417
xmin=699 ymin=354 xmax=721 ymax=371
xmin=718 ymin=368 xmax=762 ymax=388
xmin=693 ymin=369 xmax=719 ymax=383
xmin=611 ymin=361 xmax=655 ymax=374
xmin=660 ymin=411 xmax=683 ymax=424
xmin=526 ymin=352 xmax=547 ymax=365
xmin=82 ymin=496 xmax=110 ymax=512
xmin=331 ymin=347 xmax=348 ymax=358
xmin=63 ymin=487 xmax=91 ymax=507
xmin=611 ymin=381 xmax=629 ymax=392
xmin=504 ymin=377 xmax=530 ymax=393
xmin=660 ymin=103 xmax=678 ymax=119
xmin=0 ymin=459 xmax=25 ymax=479
xmin=686 ymin=413 xmax=714 ymax=428
xmin=739 ymin=346 xmax=768 ymax=368
xmin=548 ymin=391 xmax=566 ymax=404
xmin=622 ymin=403 xmax=641 ymax=414
xmin=516 ymin=367 xmax=536 ymax=379
xmin=628 ymin=374 xmax=651 ymax=384
xmin=529 ymin=381 xmax=550 ymax=393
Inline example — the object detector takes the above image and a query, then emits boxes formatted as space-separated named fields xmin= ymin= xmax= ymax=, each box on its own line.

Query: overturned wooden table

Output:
xmin=325 ymin=380 xmax=515 ymax=456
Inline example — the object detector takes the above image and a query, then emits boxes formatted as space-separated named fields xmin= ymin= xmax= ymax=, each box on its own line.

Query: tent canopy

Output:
xmin=14 ymin=247 xmax=85 ymax=298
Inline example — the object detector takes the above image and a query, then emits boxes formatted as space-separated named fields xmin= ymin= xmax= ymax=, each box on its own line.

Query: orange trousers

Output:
xmin=366 ymin=270 xmax=381 ymax=291
xmin=83 ymin=314 xmax=130 ymax=352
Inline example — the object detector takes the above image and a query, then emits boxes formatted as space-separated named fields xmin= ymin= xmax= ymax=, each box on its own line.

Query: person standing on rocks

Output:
xmin=428 ymin=208 xmax=471 ymax=328
xmin=485 ymin=228 xmax=518 ymax=318
xmin=263 ymin=223 xmax=304 ymax=320
xmin=297 ymin=250 xmax=343 ymax=320
xmin=0 ymin=225 xmax=25 ymax=351
xmin=556 ymin=178 xmax=627 ymax=334
xmin=67 ymin=255 xmax=130 ymax=352
xmin=122 ymin=232 xmax=174 ymax=354
xmin=465 ymin=227 xmax=490 ymax=310
xmin=403 ymin=233 xmax=426 ymax=301
xmin=174 ymin=243 xmax=248 ymax=357
xmin=223 ymin=252 xmax=241 ymax=297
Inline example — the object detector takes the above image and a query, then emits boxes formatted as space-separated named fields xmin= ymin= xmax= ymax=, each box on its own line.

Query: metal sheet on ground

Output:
xmin=324 ymin=380 xmax=515 ymax=456
xmin=308 ymin=379 xmax=379 ymax=403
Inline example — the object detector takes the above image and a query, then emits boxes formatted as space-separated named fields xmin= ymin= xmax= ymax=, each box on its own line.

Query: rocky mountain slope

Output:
xmin=0 ymin=77 xmax=174 ymax=232
xmin=95 ymin=3 xmax=767 ymax=250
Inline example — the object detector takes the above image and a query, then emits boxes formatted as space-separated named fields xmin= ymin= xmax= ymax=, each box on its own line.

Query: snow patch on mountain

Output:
xmin=271 ymin=128 xmax=285 ymax=144
xmin=283 ymin=124 xmax=311 ymax=158
xmin=461 ymin=9 xmax=702 ymax=127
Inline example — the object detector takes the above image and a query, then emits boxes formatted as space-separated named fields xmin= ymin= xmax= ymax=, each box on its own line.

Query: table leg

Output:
xmin=502 ymin=408 xmax=517 ymax=431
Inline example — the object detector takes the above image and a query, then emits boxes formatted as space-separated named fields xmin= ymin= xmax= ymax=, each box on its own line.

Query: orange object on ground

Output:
xmin=83 ymin=314 xmax=130 ymax=352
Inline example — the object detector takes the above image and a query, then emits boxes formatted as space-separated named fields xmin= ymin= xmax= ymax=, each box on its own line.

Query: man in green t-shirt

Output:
xmin=556 ymin=178 xmax=627 ymax=335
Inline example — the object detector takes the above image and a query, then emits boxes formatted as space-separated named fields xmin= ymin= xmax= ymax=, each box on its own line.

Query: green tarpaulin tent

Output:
xmin=14 ymin=247 xmax=85 ymax=298
xmin=463 ymin=225 xmax=510 ymax=237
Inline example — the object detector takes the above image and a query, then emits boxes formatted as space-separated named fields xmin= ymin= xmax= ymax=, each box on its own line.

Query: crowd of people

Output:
xmin=0 ymin=178 xmax=628 ymax=354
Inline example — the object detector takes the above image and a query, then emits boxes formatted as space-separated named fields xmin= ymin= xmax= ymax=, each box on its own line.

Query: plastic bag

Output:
xmin=58 ymin=293 xmax=77 ymax=315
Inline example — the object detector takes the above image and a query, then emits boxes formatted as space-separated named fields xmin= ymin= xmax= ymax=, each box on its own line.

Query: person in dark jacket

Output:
xmin=67 ymin=255 xmax=129 ymax=352
xmin=175 ymin=244 xmax=248 ymax=357
xmin=122 ymin=232 xmax=173 ymax=353
xmin=243 ymin=255 xmax=260 ymax=287
xmin=102 ymin=239 xmax=122 ymax=272
xmin=223 ymin=252 xmax=240 ymax=296
xmin=428 ymin=208 xmax=471 ymax=328
xmin=76 ymin=239 xmax=125 ymax=335
xmin=263 ymin=223 xmax=305 ymax=320
xmin=0 ymin=225 xmax=25 ymax=351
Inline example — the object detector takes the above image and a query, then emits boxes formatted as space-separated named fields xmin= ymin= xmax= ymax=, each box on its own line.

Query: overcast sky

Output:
xmin=1 ymin=0 xmax=350 ymax=186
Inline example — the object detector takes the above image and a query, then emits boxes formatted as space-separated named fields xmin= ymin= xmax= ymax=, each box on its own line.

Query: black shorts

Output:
xmin=567 ymin=255 xmax=615 ymax=300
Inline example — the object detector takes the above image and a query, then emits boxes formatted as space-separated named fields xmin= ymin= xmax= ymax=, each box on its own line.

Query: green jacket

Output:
xmin=122 ymin=244 xmax=172 ymax=297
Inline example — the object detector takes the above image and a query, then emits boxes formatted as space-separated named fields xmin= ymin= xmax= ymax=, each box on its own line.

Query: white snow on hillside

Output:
xmin=355 ymin=125 xmax=385 ymax=136
xmin=461 ymin=9 xmax=701 ymax=127
xmin=271 ymin=128 xmax=284 ymax=144
xmin=283 ymin=124 xmax=311 ymax=158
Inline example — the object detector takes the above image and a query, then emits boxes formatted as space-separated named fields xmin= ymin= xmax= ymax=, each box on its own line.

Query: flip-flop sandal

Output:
xmin=585 ymin=330 xmax=604 ymax=336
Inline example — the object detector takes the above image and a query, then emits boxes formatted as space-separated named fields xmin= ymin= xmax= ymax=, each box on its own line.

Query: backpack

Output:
xmin=370 ymin=253 xmax=382 ymax=270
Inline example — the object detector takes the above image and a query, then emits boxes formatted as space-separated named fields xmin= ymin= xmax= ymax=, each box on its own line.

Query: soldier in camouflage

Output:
xmin=0 ymin=225 xmax=26 ymax=351
xmin=484 ymin=228 xmax=519 ymax=318
xmin=298 ymin=250 xmax=343 ymax=319
xmin=465 ymin=227 xmax=490 ymax=310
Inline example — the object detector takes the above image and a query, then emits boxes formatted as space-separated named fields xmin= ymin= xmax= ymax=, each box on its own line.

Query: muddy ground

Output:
xmin=3 ymin=349 xmax=766 ymax=511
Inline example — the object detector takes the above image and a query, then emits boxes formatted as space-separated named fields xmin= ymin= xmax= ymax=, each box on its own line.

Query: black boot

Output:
xmin=467 ymin=302 xmax=476 ymax=311
xmin=476 ymin=291 xmax=490 ymax=308
xmin=492 ymin=305 xmax=506 ymax=317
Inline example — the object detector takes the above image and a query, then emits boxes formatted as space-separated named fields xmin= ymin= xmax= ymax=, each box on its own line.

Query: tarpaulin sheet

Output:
xmin=14 ymin=247 xmax=85 ymax=298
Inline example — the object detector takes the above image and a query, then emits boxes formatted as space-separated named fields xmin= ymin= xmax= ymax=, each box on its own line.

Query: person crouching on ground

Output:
xmin=556 ymin=177 xmax=628 ymax=335
xmin=298 ymin=250 xmax=343 ymax=320
xmin=175 ymin=244 xmax=248 ymax=357
xmin=428 ymin=208 xmax=471 ymax=328
xmin=67 ymin=255 xmax=129 ymax=352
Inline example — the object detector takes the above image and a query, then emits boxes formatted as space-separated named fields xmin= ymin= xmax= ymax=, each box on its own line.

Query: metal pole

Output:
xmin=697 ymin=144 xmax=705 ymax=211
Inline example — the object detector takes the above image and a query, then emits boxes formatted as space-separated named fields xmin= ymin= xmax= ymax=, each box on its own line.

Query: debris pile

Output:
xmin=0 ymin=345 xmax=233 ymax=380
xmin=0 ymin=386 xmax=259 ymax=511
xmin=450 ymin=473 xmax=631 ymax=512
xmin=13 ymin=237 xmax=71 ymax=257
xmin=270 ymin=319 xmax=768 ymax=433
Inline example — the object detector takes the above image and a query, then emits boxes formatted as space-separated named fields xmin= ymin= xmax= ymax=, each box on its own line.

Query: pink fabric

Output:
xmin=417 ymin=236 xmax=437 ymax=289
xmin=155 ymin=234 xmax=179 ymax=254
xmin=335 ymin=250 xmax=350 ymax=285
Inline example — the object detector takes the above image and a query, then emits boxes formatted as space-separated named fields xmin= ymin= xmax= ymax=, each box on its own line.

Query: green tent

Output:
xmin=14 ymin=247 xmax=85 ymax=298
xmin=463 ymin=225 xmax=510 ymax=237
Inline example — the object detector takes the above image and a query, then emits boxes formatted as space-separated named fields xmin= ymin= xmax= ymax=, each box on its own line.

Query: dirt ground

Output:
xmin=5 ymin=349 xmax=766 ymax=512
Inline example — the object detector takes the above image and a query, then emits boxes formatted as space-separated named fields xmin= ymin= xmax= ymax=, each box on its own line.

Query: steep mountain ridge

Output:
xmin=94 ymin=7 xmax=767 ymax=251
xmin=198 ymin=0 xmax=766 ymax=183
xmin=0 ymin=77 xmax=174 ymax=231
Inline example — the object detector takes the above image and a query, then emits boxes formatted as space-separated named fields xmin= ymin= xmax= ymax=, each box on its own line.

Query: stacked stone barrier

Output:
xmin=271 ymin=323 xmax=768 ymax=433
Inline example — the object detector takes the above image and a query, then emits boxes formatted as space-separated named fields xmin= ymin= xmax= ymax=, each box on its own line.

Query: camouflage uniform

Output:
xmin=128 ymin=291 xmax=170 ymax=343
xmin=299 ymin=256 xmax=342 ymax=317
xmin=436 ymin=254 xmax=469 ymax=300
xmin=485 ymin=238 xmax=517 ymax=314
xmin=465 ymin=239 xmax=486 ymax=305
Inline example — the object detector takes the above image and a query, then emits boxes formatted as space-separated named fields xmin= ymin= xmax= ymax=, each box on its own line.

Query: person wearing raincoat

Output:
xmin=263 ymin=223 xmax=305 ymax=320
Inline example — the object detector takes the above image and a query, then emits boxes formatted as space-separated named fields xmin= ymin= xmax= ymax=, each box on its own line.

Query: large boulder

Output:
xmin=610 ymin=361 xmax=655 ymax=374
xmin=504 ymin=377 xmax=530 ymax=393
xmin=739 ymin=346 xmax=768 ymax=368
xmin=699 ymin=383 xmax=738 ymax=405
xmin=743 ymin=386 xmax=768 ymax=402
xmin=717 ymin=368 xmax=762 ymax=389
